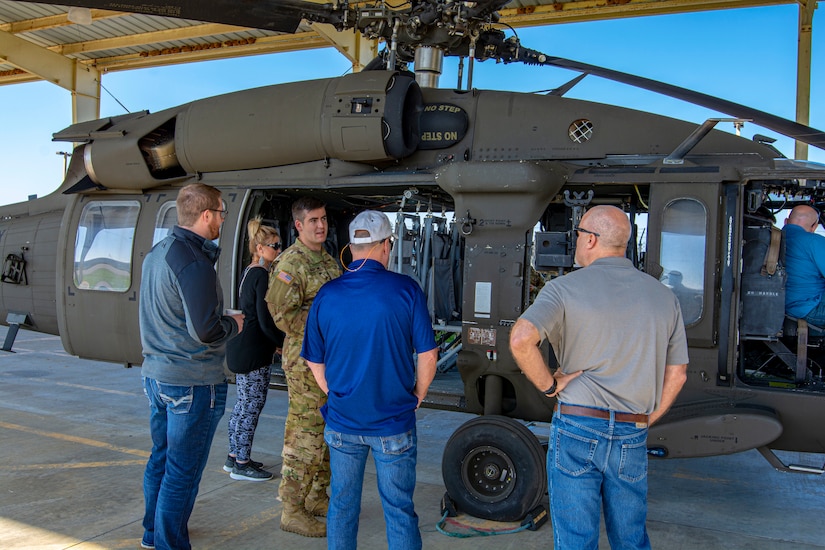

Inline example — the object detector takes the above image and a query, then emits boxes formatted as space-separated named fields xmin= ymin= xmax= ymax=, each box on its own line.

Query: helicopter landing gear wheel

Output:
xmin=441 ymin=415 xmax=546 ymax=522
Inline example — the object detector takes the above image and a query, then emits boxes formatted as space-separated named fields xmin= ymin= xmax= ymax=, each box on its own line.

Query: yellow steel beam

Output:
xmin=52 ymin=22 xmax=251 ymax=55
xmin=312 ymin=22 xmax=378 ymax=72
xmin=0 ymin=29 xmax=99 ymax=120
xmin=0 ymin=9 xmax=122 ymax=33
xmin=90 ymin=31 xmax=330 ymax=72
xmin=499 ymin=0 xmax=794 ymax=27
xmin=795 ymin=0 xmax=817 ymax=159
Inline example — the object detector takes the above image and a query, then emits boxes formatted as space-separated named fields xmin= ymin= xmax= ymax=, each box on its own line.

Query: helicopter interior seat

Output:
xmin=740 ymin=219 xmax=823 ymax=385
xmin=740 ymin=223 xmax=785 ymax=340
xmin=739 ymin=222 xmax=810 ymax=383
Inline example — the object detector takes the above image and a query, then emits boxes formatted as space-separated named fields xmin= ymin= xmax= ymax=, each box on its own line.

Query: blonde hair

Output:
xmin=247 ymin=217 xmax=280 ymax=257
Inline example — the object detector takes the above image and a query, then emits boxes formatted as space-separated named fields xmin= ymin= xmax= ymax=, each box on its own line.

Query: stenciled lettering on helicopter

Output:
xmin=745 ymin=289 xmax=781 ymax=298
xmin=418 ymin=103 xmax=469 ymax=150
xmin=468 ymin=327 xmax=496 ymax=346
xmin=726 ymin=214 xmax=734 ymax=268
xmin=695 ymin=433 xmax=739 ymax=444
xmin=477 ymin=218 xmax=513 ymax=227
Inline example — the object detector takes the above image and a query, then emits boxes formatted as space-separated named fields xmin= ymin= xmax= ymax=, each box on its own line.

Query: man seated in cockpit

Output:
xmin=783 ymin=205 xmax=825 ymax=329
xmin=666 ymin=271 xmax=702 ymax=325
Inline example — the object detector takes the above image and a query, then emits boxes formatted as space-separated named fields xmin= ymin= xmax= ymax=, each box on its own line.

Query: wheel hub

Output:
xmin=461 ymin=445 xmax=517 ymax=503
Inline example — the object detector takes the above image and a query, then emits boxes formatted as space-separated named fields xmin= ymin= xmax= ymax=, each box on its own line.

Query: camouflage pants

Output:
xmin=279 ymin=348 xmax=329 ymax=507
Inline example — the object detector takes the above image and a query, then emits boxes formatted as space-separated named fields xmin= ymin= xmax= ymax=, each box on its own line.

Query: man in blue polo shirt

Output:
xmin=783 ymin=204 xmax=825 ymax=327
xmin=301 ymin=210 xmax=437 ymax=550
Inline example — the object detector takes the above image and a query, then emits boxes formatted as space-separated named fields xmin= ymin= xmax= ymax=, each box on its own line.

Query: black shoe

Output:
xmin=230 ymin=461 xmax=274 ymax=482
xmin=223 ymin=455 xmax=263 ymax=472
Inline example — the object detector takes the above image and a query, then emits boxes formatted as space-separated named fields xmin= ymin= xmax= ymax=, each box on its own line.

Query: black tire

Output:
xmin=441 ymin=415 xmax=546 ymax=522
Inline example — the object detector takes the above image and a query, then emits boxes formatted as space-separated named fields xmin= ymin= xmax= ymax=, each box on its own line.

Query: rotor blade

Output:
xmin=538 ymin=55 xmax=825 ymax=151
xmin=10 ymin=0 xmax=344 ymax=33
xmin=547 ymin=73 xmax=588 ymax=97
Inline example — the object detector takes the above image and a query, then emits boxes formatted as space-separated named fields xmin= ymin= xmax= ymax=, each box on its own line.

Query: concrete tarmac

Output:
xmin=1 ymin=327 xmax=824 ymax=549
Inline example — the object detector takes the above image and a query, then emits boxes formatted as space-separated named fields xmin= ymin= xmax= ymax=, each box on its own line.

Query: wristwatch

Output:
xmin=543 ymin=378 xmax=557 ymax=396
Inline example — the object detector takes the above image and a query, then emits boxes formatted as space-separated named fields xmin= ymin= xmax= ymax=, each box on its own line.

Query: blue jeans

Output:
xmin=142 ymin=377 xmax=227 ymax=550
xmin=548 ymin=408 xmax=650 ymax=550
xmin=803 ymin=297 xmax=825 ymax=332
xmin=324 ymin=426 xmax=420 ymax=550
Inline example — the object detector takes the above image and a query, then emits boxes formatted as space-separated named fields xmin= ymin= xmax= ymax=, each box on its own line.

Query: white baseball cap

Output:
xmin=349 ymin=210 xmax=393 ymax=244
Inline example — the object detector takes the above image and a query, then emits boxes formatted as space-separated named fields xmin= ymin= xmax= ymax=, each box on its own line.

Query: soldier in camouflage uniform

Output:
xmin=266 ymin=197 xmax=341 ymax=538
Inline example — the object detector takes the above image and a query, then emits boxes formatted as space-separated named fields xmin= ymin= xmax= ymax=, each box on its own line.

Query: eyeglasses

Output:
xmin=206 ymin=208 xmax=227 ymax=220
xmin=264 ymin=242 xmax=282 ymax=250
xmin=574 ymin=225 xmax=600 ymax=238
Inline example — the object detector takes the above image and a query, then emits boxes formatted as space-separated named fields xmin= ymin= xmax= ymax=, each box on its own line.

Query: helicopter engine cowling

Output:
xmin=61 ymin=71 xmax=423 ymax=191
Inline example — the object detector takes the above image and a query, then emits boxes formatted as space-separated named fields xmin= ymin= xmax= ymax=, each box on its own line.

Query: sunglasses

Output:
xmin=264 ymin=242 xmax=282 ymax=250
xmin=573 ymin=226 xmax=600 ymax=238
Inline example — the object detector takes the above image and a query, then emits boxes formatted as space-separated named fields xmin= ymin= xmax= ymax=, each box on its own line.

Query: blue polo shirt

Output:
xmin=301 ymin=259 xmax=436 ymax=436
xmin=784 ymin=224 xmax=825 ymax=318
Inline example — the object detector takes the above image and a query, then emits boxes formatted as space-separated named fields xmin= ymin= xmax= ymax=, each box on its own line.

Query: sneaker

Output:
xmin=230 ymin=461 xmax=274 ymax=482
xmin=223 ymin=455 xmax=263 ymax=472
xmin=139 ymin=540 xmax=154 ymax=549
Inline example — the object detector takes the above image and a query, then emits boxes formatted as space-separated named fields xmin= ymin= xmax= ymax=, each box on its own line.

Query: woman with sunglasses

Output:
xmin=224 ymin=217 xmax=285 ymax=481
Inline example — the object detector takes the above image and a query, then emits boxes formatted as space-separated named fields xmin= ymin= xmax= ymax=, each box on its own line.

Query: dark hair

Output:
xmin=291 ymin=197 xmax=326 ymax=223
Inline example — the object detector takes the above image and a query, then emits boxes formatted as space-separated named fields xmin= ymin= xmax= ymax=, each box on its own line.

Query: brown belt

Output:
xmin=554 ymin=404 xmax=649 ymax=425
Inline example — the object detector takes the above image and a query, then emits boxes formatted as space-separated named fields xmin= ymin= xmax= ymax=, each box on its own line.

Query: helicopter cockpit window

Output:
xmin=73 ymin=200 xmax=140 ymax=292
xmin=153 ymin=202 xmax=177 ymax=246
xmin=659 ymin=198 xmax=707 ymax=325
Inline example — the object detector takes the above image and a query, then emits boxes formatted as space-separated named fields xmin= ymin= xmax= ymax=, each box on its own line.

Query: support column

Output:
xmin=795 ymin=0 xmax=817 ymax=160
xmin=72 ymin=61 xmax=101 ymax=123
xmin=0 ymin=29 xmax=100 ymax=122
xmin=312 ymin=22 xmax=378 ymax=73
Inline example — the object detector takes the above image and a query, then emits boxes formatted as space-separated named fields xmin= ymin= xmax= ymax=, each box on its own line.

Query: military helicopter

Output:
xmin=3 ymin=0 xmax=825 ymax=524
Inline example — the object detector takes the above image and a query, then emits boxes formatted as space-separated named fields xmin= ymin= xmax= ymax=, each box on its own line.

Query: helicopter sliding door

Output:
xmin=646 ymin=183 xmax=720 ymax=348
xmin=57 ymin=194 xmax=155 ymax=366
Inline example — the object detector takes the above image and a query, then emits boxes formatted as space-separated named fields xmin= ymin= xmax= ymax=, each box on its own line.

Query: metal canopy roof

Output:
xmin=0 ymin=0 xmax=809 ymax=86
xmin=0 ymin=1 xmax=322 ymax=83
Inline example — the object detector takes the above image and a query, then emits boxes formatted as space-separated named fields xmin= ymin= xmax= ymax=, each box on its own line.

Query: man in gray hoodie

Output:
xmin=138 ymin=183 xmax=243 ymax=550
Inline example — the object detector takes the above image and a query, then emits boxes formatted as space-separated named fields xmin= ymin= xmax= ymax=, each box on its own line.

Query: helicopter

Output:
xmin=3 ymin=0 xmax=825 ymax=524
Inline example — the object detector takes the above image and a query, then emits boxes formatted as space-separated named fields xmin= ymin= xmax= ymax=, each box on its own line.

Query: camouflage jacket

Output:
xmin=265 ymin=238 xmax=340 ymax=340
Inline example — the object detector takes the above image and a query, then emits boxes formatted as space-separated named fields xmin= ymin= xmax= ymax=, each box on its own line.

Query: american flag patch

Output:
xmin=277 ymin=271 xmax=293 ymax=284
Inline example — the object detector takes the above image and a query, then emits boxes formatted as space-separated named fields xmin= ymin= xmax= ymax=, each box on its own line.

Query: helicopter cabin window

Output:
xmin=659 ymin=198 xmax=707 ymax=326
xmin=152 ymin=200 xmax=224 ymax=246
xmin=153 ymin=202 xmax=177 ymax=246
xmin=73 ymin=201 xmax=140 ymax=292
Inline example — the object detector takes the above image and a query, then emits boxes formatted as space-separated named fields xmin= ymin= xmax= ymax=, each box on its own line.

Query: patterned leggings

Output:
xmin=228 ymin=365 xmax=271 ymax=462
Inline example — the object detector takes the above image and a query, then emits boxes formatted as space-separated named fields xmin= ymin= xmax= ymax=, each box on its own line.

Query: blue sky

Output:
xmin=0 ymin=4 xmax=822 ymax=206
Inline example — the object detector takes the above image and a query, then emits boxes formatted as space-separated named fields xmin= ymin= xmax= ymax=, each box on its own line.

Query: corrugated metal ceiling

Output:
xmin=0 ymin=0 xmax=310 ymax=79
xmin=0 ymin=0 xmax=804 ymax=84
